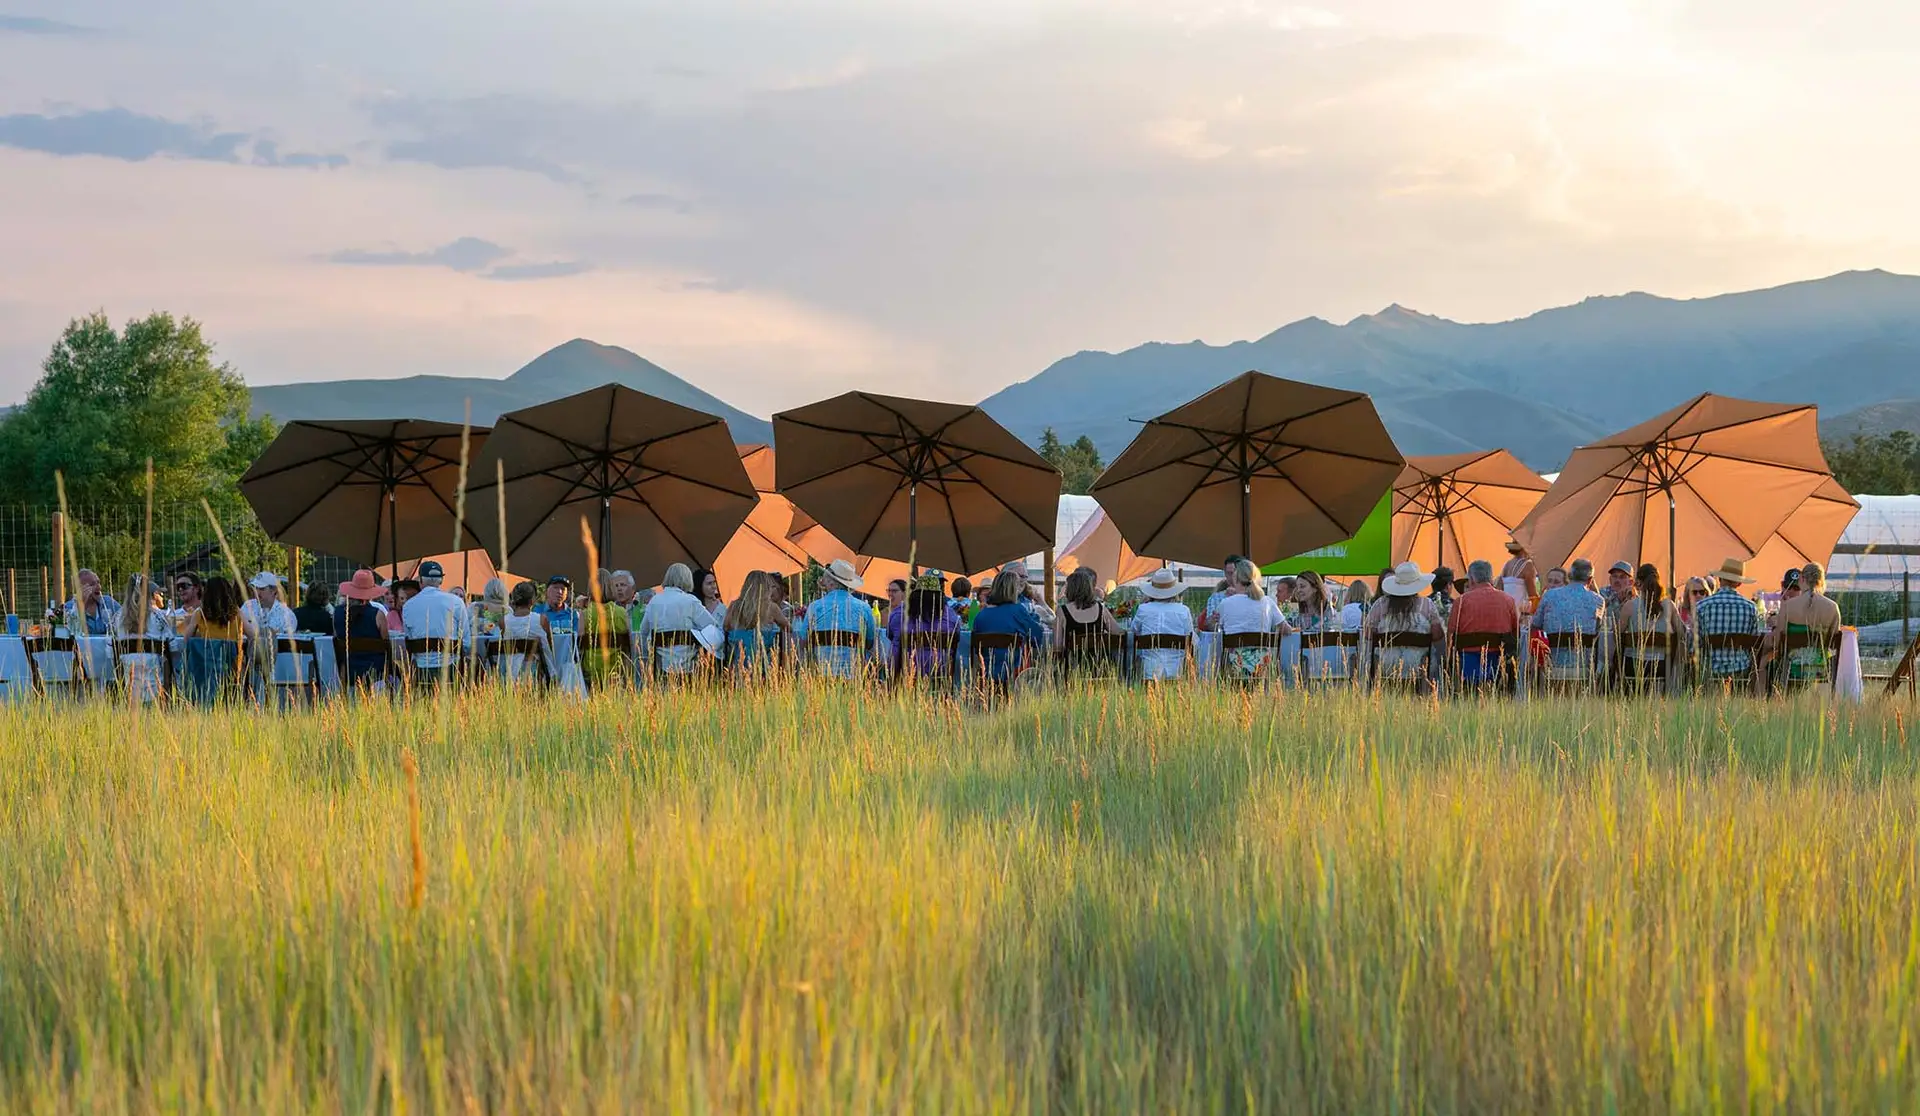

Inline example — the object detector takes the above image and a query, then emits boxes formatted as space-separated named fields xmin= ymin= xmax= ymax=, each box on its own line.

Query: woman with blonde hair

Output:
xmin=1214 ymin=558 xmax=1291 ymax=681
xmin=1766 ymin=561 xmax=1842 ymax=687
xmin=724 ymin=570 xmax=792 ymax=676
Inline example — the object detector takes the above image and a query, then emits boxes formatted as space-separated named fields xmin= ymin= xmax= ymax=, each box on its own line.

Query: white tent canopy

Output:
xmin=1828 ymin=494 xmax=1920 ymax=593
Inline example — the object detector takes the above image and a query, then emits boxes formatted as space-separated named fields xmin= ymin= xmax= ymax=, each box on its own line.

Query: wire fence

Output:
xmin=0 ymin=503 xmax=361 ymax=620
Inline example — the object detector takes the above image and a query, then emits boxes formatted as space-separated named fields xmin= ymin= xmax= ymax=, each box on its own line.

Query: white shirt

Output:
xmin=1128 ymin=599 xmax=1193 ymax=682
xmin=242 ymin=598 xmax=298 ymax=639
xmin=1339 ymin=602 xmax=1368 ymax=632
xmin=402 ymin=585 xmax=472 ymax=667
xmin=635 ymin=586 xmax=721 ymax=673
xmin=1216 ymin=593 xmax=1290 ymax=635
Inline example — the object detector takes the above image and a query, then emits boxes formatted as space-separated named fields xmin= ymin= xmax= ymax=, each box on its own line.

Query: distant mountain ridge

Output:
xmin=238 ymin=271 xmax=1920 ymax=471
xmin=248 ymin=339 xmax=772 ymax=443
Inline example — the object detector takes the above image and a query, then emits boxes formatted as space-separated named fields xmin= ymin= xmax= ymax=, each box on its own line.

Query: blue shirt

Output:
xmin=1535 ymin=581 xmax=1606 ymax=674
xmin=969 ymin=602 xmax=1048 ymax=684
xmin=534 ymin=602 xmax=576 ymax=632
xmin=803 ymin=590 xmax=879 ymax=678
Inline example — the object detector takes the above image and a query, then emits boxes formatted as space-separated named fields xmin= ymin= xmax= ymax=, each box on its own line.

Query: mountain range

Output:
xmin=241 ymin=270 xmax=1920 ymax=470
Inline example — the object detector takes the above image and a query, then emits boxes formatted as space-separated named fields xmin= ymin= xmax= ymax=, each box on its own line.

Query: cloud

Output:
xmin=369 ymin=95 xmax=585 ymax=184
xmin=328 ymin=237 xmax=513 ymax=272
xmin=0 ymin=13 xmax=92 ymax=34
xmin=483 ymin=260 xmax=594 ymax=281
xmin=0 ymin=108 xmax=347 ymax=168
xmin=622 ymin=192 xmax=695 ymax=214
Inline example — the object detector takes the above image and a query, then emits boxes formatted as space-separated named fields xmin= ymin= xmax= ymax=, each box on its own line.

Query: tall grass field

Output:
xmin=2 ymin=685 xmax=1917 ymax=1112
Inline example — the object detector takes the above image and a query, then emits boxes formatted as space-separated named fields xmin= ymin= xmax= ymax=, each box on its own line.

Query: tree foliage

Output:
xmin=1038 ymin=428 xmax=1106 ymax=495
xmin=1823 ymin=430 xmax=1920 ymax=496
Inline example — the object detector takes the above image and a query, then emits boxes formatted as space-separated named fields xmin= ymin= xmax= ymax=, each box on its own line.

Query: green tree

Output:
xmin=1823 ymin=431 xmax=1920 ymax=495
xmin=0 ymin=311 xmax=275 ymax=508
xmin=1037 ymin=427 xmax=1107 ymax=495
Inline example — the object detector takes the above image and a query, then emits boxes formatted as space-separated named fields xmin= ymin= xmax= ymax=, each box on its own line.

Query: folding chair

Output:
xmin=1131 ymin=633 xmax=1193 ymax=683
xmin=1057 ymin=631 xmax=1127 ymax=683
xmin=1219 ymin=631 xmax=1280 ymax=687
xmin=1450 ymin=632 xmax=1514 ymax=694
xmin=1299 ymin=630 xmax=1360 ymax=685
xmin=1539 ymin=631 xmax=1600 ymax=695
xmin=404 ymin=638 xmax=466 ymax=689
xmin=268 ymin=637 xmax=322 ymax=707
xmin=23 ymin=635 xmax=82 ymax=699
xmin=1696 ymin=632 xmax=1760 ymax=694
xmin=1374 ymin=631 xmax=1434 ymax=694
xmin=113 ymin=637 xmax=171 ymax=702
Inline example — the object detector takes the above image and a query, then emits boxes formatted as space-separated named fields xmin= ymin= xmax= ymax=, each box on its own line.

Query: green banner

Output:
xmin=1261 ymin=493 xmax=1393 ymax=577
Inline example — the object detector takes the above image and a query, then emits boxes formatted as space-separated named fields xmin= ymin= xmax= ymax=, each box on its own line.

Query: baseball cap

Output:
xmin=1608 ymin=561 xmax=1633 ymax=576
xmin=547 ymin=574 xmax=572 ymax=587
xmin=418 ymin=560 xmax=445 ymax=579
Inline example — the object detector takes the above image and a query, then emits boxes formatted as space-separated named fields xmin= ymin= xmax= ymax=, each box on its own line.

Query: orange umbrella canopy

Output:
xmin=773 ymin=392 xmax=1060 ymax=574
xmin=379 ymin=550 xmax=528 ymax=593
xmin=1056 ymin=505 xmax=1160 ymax=589
xmin=1091 ymin=371 xmax=1403 ymax=566
xmin=1746 ymin=477 xmax=1860 ymax=582
xmin=1392 ymin=450 xmax=1550 ymax=572
xmin=1515 ymin=394 xmax=1832 ymax=585
xmin=712 ymin=445 xmax=813 ymax=600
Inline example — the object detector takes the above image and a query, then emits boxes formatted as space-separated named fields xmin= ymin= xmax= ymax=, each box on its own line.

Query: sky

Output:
xmin=2 ymin=0 xmax=1917 ymax=415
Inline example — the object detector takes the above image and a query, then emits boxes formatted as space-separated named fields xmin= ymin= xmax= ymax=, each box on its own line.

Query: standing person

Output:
xmin=802 ymin=559 xmax=879 ymax=679
xmin=1692 ymin=558 xmax=1766 ymax=691
xmin=1600 ymin=561 xmax=1637 ymax=688
xmin=1502 ymin=540 xmax=1541 ymax=611
xmin=243 ymin=572 xmax=298 ymax=640
xmin=1447 ymin=560 xmax=1523 ymax=689
xmin=1617 ymin=563 xmax=1680 ymax=694
xmin=333 ymin=570 xmax=392 ymax=689
xmin=1214 ymin=559 xmax=1292 ymax=682
xmin=294 ymin=582 xmax=335 ymax=635
xmin=401 ymin=560 xmax=472 ymax=677
xmin=60 ymin=568 xmax=121 ymax=636
xmin=1361 ymin=563 xmax=1445 ymax=692
xmin=1129 ymin=568 xmax=1194 ymax=683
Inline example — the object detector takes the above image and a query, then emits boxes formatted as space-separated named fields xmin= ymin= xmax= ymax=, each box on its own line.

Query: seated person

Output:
xmin=498 ymin=580 xmax=554 ymax=681
xmin=635 ymin=563 xmax=721 ymax=677
xmin=1129 ymin=568 xmax=1194 ymax=682
xmin=1764 ymin=561 xmax=1842 ymax=685
xmin=724 ymin=570 xmax=793 ymax=674
xmin=801 ymin=559 xmax=879 ymax=678
xmin=1533 ymin=557 xmax=1606 ymax=680
xmin=970 ymin=569 xmax=1049 ymax=687
xmin=1693 ymin=558 xmax=1766 ymax=687
xmin=1446 ymin=560 xmax=1521 ymax=687
xmin=334 ymin=569 xmax=393 ymax=688
xmin=1214 ymin=559 xmax=1292 ymax=681
xmin=1053 ymin=568 xmax=1124 ymax=670
xmin=889 ymin=576 xmax=962 ymax=679
xmin=1362 ymin=563 xmax=1444 ymax=690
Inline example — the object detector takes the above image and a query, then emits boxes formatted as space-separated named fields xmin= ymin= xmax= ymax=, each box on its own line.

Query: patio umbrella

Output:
xmin=773 ymin=392 xmax=1059 ymax=575
xmin=712 ymin=445 xmax=813 ymax=599
xmin=1746 ymin=477 xmax=1860 ymax=581
xmin=240 ymin=419 xmax=487 ymax=569
xmin=1089 ymin=371 xmax=1404 ymax=565
xmin=1392 ymin=450 xmax=1550 ymax=572
xmin=378 ymin=550 xmax=529 ymax=593
xmin=468 ymin=384 xmax=757 ymax=586
xmin=1514 ymin=393 xmax=1832 ymax=587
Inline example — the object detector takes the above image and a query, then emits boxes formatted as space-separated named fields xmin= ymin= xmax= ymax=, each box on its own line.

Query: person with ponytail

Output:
xmin=1615 ymin=562 xmax=1679 ymax=694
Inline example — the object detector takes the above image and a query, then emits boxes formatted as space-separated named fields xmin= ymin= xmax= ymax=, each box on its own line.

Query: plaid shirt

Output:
xmin=1447 ymin=584 xmax=1521 ymax=637
xmin=1692 ymin=587 xmax=1764 ymax=676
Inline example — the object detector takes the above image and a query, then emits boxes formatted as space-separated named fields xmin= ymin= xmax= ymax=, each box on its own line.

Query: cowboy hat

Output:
xmin=1712 ymin=557 xmax=1755 ymax=585
xmin=1141 ymin=568 xmax=1184 ymax=600
xmin=337 ymin=569 xmax=386 ymax=601
xmin=1504 ymin=539 xmax=1525 ymax=553
xmin=822 ymin=558 xmax=864 ymax=591
xmin=1381 ymin=561 xmax=1436 ymax=597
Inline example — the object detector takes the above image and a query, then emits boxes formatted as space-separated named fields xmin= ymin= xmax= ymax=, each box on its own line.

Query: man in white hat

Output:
xmin=1128 ymin=567 xmax=1193 ymax=682
xmin=1693 ymin=557 xmax=1765 ymax=685
xmin=802 ymin=558 xmax=878 ymax=679
xmin=242 ymin=571 xmax=298 ymax=639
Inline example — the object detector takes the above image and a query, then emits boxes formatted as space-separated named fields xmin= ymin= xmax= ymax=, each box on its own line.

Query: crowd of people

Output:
xmin=8 ymin=536 xmax=1846 ymax=703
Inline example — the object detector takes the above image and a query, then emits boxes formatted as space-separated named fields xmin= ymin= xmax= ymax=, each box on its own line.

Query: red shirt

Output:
xmin=1448 ymin=584 xmax=1521 ymax=637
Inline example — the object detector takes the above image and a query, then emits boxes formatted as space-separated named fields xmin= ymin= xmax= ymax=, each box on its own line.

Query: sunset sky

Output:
xmin=2 ymin=0 xmax=1915 ymax=413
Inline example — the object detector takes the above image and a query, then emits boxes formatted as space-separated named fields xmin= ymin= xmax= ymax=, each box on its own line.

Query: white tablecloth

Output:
xmin=1836 ymin=628 xmax=1863 ymax=702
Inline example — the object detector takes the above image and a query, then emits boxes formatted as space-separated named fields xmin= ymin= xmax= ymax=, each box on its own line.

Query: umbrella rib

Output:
xmin=925 ymin=440 xmax=1055 ymax=553
xmin=1598 ymin=401 xmax=1815 ymax=451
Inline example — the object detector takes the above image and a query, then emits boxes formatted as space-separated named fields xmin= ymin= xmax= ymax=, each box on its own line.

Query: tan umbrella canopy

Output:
xmin=1514 ymin=393 xmax=1832 ymax=587
xmin=773 ymin=392 xmax=1060 ymax=575
xmin=240 ymin=419 xmax=486 ymax=569
xmin=712 ymin=445 xmax=813 ymax=599
xmin=468 ymin=384 xmax=757 ymax=586
xmin=1392 ymin=450 xmax=1550 ymax=572
xmin=1746 ymin=477 xmax=1860 ymax=582
xmin=1090 ymin=371 xmax=1404 ymax=566
xmin=1056 ymin=505 xmax=1160 ymax=589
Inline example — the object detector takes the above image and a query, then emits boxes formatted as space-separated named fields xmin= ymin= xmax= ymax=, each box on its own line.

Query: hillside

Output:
xmin=979 ymin=269 xmax=1920 ymax=469
xmin=1823 ymin=399 xmax=1920 ymax=441
xmin=248 ymin=339 xmax=773 ymax=442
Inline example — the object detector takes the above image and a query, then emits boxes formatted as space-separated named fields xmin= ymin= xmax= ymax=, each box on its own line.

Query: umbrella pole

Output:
xmin=909 ymin=483 xmax=919 ymax=578
xmin=1241 ymin=480 xmax=1252 ymax=563
xmin=388 ymin=489 xmax=398 ymax=578
xmin=600 ymin=498 xmax=612 ymax=574
xmin=1668 ymin=490 xmax=1677 ymax=595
